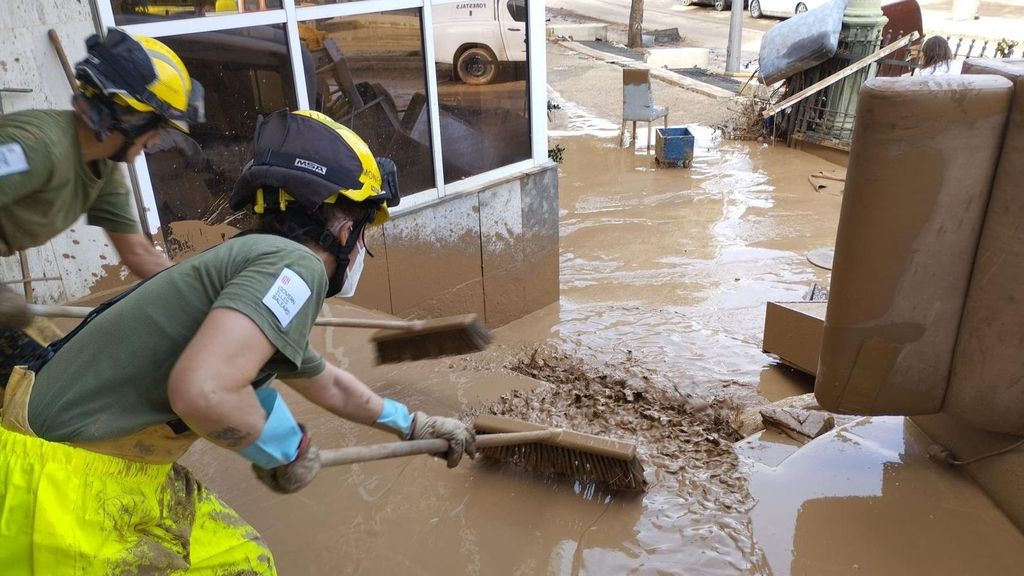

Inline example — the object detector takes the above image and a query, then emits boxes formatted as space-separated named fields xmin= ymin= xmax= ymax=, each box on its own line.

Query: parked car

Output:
xmin=679 ymin=0 xmax=742 ymax=12
xmin=749 ymin=0 xmax=828 ymax=18
xmin=433 ymin=0 xmax=527 ymax=85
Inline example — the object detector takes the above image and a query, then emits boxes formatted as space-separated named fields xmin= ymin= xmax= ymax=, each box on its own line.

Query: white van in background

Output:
xmin=433 ymin=0 xmax=527 ymax=85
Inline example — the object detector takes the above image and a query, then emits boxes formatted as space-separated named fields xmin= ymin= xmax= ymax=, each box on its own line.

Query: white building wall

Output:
xmin=1 ymin=2 xmax=131 ymax=304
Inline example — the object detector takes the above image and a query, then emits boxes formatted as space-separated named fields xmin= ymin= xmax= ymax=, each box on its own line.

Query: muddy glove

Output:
xmin=409 ymin=412 xmax=477 ymax=468
xmin=0 ymin=286 xmax=31 ymax=329
xmin=252 ymin=425 xmax=322 ymax=494
xmin=375 ymin=399 xmax=477 ymax=468
xmin=242 ymin=387 xmax=321 ymax=493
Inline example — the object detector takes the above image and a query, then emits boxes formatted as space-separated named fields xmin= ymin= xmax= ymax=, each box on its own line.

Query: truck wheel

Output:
xmin=749 ymin=0 xmax=762 ymax=18
xmin=456 ymin=47 xmax=498 ymax=85
xmin=713 ymin=0 xmax=727 ymax=11
xmin=795 ymin=2 xmax=808 ymax=13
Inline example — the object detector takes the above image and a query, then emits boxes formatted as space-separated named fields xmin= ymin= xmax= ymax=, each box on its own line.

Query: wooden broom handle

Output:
xmin=314 ymin=317 xmax=426 ymax=330
xmin=318 ymin=429 xmax=558 ymax=467
xmin=28 ymin=304 xmax=90 ymax=318
xmin=27 ymin=303 xmax=427 ymax=331
xmin=48 ymin=29 xmax=77 ymax=91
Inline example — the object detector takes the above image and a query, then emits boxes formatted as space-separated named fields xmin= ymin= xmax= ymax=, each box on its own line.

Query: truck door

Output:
xmin=499 ymin=0 xmax=527 ymax=61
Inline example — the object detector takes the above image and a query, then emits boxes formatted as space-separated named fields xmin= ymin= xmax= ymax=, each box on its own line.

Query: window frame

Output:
xmin=97 ymin=0 xmax=548 ymax=233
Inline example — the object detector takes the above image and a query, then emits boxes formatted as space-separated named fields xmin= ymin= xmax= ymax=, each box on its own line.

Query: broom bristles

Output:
xmin=479 ymin=442 xmax=647 ymax=491
xmin=474 ymin=415 xmax=647 ymax=492
xmin=372 ymin=314 xmax=492 ymax=364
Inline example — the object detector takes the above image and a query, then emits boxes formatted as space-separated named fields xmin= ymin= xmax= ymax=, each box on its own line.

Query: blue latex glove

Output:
xmin=374 ymin=398 xmax=415 ymax=439
xmin=239 ymin=387 xmax=304 ymax=470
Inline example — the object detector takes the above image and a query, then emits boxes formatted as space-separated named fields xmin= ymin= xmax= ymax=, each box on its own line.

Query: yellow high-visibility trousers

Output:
xmin=0 ymin=426 xmax=277 ymax=575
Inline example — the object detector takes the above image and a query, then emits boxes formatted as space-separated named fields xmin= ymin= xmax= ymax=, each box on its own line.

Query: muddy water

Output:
xmin=548 ymin=112 xmax=842 ymax=408
xmin=49 ymin=45 xmax=1022 ymax=574
xmin=171 ymin=112 xmax=848 ymax=575
xmin=738 ymin=417 xmax=1024 ymax=575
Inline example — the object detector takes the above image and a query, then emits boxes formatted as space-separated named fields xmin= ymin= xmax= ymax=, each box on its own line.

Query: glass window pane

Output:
xmin=142 ymin=25 xmax=298 ymax=255
xmin=506 ymin=0 xmax=526 ymax=22
xmin=431 ymin=0 xmax=531 ymax=183
xmin=110 ymin=0 xmax=281 ymax=26
xmin=301 ymin=10 xmax=436 ymax=195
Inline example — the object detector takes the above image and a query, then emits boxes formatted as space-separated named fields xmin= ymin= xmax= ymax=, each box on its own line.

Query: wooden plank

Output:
xmin=17 ymin=251 xmax=33 ymax=302
xmin=762 ymin=32 xmax=920 ymax=119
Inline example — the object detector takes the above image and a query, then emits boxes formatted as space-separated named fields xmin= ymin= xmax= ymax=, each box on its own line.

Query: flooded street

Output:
xmin=175 ymin=54 xmax=1024 ymax=573
xmin=5 ymin=0 xmax=1023 ymax=569
xmin=179 ymin=45 xmax=863 ymax=575
xmin=547 ymin=123 xmax=840 ymax=405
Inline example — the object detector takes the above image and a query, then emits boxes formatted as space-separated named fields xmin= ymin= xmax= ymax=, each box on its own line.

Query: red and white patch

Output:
xmin=262 ymin=267 xmax=311 ymax=328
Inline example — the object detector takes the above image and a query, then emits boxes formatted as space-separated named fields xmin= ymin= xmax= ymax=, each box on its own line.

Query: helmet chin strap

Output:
xmin=108 ymin=129 xmax=137 ymax=163
xmin=75 ymin=94 xmax=162 ymax=163
xmin=108 ymin=114 xmax=163 ymax=163
xmin=313 ymin=212 xmax=373 ymax=298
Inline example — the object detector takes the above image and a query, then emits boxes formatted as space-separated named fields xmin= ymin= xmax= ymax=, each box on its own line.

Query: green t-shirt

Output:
xmin=0 ymin=109 xmax=140 ymax=255
xmin=28 ymin=234 xmax=329 ymax=443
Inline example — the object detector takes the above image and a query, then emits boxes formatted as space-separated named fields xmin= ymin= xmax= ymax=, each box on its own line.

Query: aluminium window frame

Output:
xmin=94 ymin=0 xmax=547 ymax=235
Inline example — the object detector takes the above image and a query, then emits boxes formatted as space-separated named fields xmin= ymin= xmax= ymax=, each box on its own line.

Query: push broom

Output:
xmin=319 ymin=414 xmax=647 ymax=492
xmin=10 ymin=304 xmax=492 ymax=365
xmin=20 ymin=31 xmax=490 ymax=364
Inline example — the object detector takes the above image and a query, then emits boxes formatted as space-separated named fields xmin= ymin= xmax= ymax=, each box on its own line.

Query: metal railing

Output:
xmin=773 ymin=30 xmax=1018 ymax=151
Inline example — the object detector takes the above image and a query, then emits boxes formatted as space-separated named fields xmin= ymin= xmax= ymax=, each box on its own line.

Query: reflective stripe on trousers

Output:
xmin=0 ymin=369 xmax=277 ymax=575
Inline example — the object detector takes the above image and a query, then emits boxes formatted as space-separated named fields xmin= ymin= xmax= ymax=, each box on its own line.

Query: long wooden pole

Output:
xmin=762 ymin=31 xmax=920 ymax=119
xmin=319 ymin=430 xmax=557 ymax=467
xmin=25 ymin=303 xmax=452 ymax=332
xmin=47 ymin=29 xmax=77 ymax=90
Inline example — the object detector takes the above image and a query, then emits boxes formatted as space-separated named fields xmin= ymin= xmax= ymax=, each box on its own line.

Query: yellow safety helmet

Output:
xmin=231 ymin=110 xmax=399 ymax=226
xmin=75 ymin=28 xmax=204 ymax=133
xmin=232 ymin=109 xmax=400 ymax=297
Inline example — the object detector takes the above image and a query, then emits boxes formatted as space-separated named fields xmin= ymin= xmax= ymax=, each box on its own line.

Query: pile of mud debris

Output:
xmin=477 ymin=348 xmax=769 ymax=571
xmin=489 ymin=348 xmax=746 ymax=495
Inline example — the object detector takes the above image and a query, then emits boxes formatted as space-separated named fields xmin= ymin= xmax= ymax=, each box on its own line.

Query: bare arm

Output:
xmin=107 ymin=231 xmax=172 ymax=278
xmin=281 ymin=363 xmax=384 ymax=426
xmin=168 ymin=307 xmax=276 ymax=450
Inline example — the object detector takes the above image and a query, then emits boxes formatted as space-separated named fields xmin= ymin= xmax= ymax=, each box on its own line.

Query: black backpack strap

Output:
xmin=29 ymin=275 xmax=155 ymax=373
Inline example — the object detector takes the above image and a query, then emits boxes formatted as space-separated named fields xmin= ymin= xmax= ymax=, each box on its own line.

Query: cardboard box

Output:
xmin=762 ymin=301 xmax=828 ymax=376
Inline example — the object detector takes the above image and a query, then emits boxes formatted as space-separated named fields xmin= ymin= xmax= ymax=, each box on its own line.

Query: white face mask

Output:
xmin=338 ymin=245 xmax=365 ymax=298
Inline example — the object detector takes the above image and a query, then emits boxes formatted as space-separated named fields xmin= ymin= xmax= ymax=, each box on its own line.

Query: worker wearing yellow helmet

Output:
xmin=0 ymin=109 xmax=474 ymax=574
xmin=0 ymin=28 xmax=204 ymax=384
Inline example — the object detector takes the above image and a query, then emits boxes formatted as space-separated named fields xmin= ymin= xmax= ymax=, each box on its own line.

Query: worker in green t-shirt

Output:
xmin=0 ymin=28 xmax=204 ymax=383
xmin=0 ymin=109 xmax=476 ymax=574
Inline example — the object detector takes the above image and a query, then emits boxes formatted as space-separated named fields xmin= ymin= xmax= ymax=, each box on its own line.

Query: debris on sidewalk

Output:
xmin=808 ymin=169 xmax=846 ymax=195
xmin=736 ymin=393 xmax=856 ymax=439
xmin=715 ymin=97 xmax=769 ymax=141
xmin=760 ymin=405 xmax=835 ymax=441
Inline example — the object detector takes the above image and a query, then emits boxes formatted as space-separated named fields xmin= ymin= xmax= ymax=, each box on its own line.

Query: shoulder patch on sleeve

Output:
xmin=262 ymin=267 xmax=312 ymax=328
xmin=0 ymin=142 xmax=29 ymax=177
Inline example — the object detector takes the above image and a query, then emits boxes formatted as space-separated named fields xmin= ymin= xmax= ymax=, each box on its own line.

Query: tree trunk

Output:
xmin=627 ymin=0 xmax=645 ymax=49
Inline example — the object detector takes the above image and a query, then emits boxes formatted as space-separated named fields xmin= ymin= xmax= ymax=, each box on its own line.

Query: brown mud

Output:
xmin=192 ymin=84 xmax=843 ymax=571
xmin=488 ymin=348 xmax=768 ymax=573
xmin=73 ymin=42 xmax=1024 ymax=576
xmin=40 ymin=41 xmax=1023 ymax=575
xmin=739 ymin=417 xmax=1024 ymax=575
xmin=164 ymin=219 xmax=240 ymax=260
xmin=56 ymin=43 xmax=850 ymax=576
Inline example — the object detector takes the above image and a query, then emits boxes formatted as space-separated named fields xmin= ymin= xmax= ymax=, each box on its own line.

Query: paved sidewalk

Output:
xmin=558 ymin=40 xmax=739 ymax=99
xmin=920 ymin=0 xmax=1024 ymax=43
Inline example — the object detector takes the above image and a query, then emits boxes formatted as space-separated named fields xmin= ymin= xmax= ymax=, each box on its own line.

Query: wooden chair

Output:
xmin=620 ymin=68 xmax=668 ymax=153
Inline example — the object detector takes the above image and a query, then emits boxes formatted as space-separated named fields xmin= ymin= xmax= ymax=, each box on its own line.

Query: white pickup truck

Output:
xmin=432 ymin=0 xmax=527 ymax=85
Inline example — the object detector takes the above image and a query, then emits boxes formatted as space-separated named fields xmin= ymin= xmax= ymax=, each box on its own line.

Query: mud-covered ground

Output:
xmin=53 ymin=39 xmax=843 ymax=576
xmin=483 ymin=347 xmax=770 ymax=574
xmin=173 ymin=42 xmax=843 ymax=575
xmin=449 ymin=332 xmax=832 ymax=574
